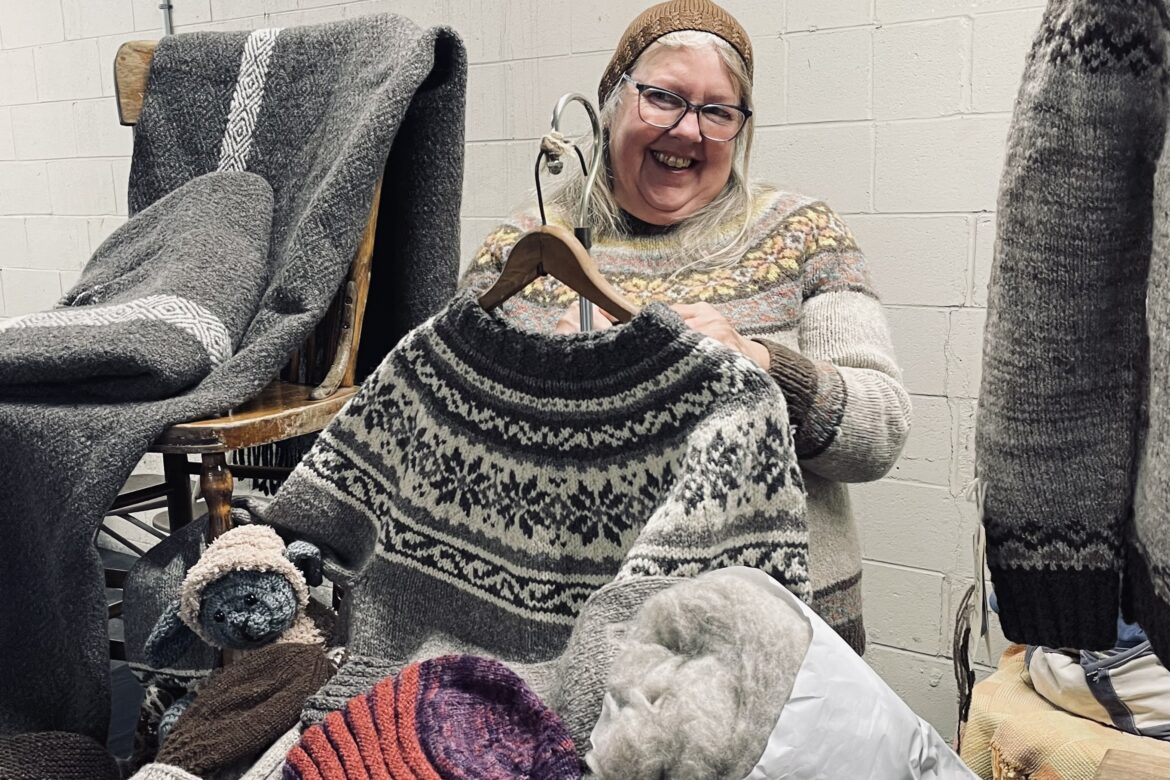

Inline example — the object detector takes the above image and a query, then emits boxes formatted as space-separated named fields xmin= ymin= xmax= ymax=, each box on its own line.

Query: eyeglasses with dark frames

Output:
xmin=621 ymin=73 xmax=751 ymax=143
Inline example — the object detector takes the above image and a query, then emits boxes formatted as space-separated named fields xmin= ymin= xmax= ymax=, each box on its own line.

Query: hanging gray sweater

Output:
xmin=977 ymin=0 xmax=1170 ymax=656
xmin=255 ymin=291 xmax=809 ymax=746
xmin=1130 ymin=88 xmax=1170 ymax=668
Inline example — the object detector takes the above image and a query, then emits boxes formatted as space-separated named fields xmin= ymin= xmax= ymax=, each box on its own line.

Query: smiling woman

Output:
xmin=459 ymin=0 xmax=911 ymax=655
xmin=609 ymin=44 xmax=744 ymax=224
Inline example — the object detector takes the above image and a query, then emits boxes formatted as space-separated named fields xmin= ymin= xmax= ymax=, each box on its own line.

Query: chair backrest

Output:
xmin=113 ymin=40 xmax=379 ymax=396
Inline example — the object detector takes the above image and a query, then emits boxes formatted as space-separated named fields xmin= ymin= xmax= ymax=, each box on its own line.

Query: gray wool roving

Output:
xmin=0 ymin=14 xmax=466 ymax=740
xmin=544 ymin=576 xmax=682 ymax=752
xmin=586 ymin=568 xmax=812 ymax=780
xmin=976 ymin=0 xmax=1170 ymax=650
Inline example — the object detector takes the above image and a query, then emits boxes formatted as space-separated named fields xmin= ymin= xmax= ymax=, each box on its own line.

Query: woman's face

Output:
xmin=609 ymin=44 xmax=740 ymax=225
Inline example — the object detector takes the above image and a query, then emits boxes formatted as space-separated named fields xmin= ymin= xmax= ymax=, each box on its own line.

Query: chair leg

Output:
xmin=163 ymin=453 xmax=193 ymax=531
xmin=201 ymin=453 xmax=234 ymax=541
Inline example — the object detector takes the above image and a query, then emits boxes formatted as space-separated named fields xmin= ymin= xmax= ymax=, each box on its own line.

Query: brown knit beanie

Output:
xmin=598 ymin=0 xmax=753 ymax=105
xmin=0 ymin=731 xmax=120 ymax=780
xmin=156 ymin=642 xmax=334 ymax=776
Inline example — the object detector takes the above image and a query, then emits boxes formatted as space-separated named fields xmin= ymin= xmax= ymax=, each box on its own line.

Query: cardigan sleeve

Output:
xmin=974 ymin=0 xmax=1165 ymax=651
xmin=759 ymin=203 xmax=910 ymax=483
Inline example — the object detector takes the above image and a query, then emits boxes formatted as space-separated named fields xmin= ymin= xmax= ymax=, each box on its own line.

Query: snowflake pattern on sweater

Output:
xmin=459 ymin=186 xmax=911 ymax=654
xmin=263 ymin=292 xmax=808 ymax=680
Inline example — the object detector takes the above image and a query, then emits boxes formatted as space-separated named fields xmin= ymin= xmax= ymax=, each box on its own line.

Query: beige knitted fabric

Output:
xmin=598 ymin=0 xmax=753 ymax=104
xmin=960 ymin=646 xmax=1059 ymax=778
xmin=128 ymin=764 xmax=200 ymax=780
xmin=959 ymin=645 xmax=1170 ymax=779
xmin=992 ymin=711 xmax=1169 ymax=780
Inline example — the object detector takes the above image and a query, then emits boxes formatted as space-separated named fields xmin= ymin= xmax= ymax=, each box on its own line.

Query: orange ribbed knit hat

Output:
xmin=283 ymin=655 xmax=581 ymax=780
xmin=598 ymin=0 xmax=753 ymax=105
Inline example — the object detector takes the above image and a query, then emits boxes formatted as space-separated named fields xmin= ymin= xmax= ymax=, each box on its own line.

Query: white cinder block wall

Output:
xmin=0 ymin=0 xmax=1043 ymax=735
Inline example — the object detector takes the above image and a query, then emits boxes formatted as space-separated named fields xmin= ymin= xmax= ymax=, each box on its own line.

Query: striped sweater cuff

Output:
xmin=301 ymin=654 xmax=397 ymax=727
xmin=756 ymin=339 xmax=845 ymax=458
xmin=756 ymin=339 xmax=817 ymax=427
xmin=128 ymin=765 xmax=202 ymax=780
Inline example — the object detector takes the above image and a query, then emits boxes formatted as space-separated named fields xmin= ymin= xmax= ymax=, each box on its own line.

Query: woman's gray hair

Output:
xmin=544 ymin=30 xmax=761 ymax=272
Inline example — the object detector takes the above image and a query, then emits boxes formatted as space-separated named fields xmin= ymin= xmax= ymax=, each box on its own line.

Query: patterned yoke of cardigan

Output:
xmin=255 ymin=291 xmax=809 ymax=749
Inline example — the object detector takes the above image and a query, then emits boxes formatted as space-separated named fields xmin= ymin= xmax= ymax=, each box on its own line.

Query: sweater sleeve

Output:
xmin=257 ymin=351 xmax=418 ymax=584
xmin=616 ymin=380 xmax=811 ymax=604
xmin=759 ymin=204 xmax=910 ymax=483
xmin=975 ymin=0 xmax=1167 ymax=651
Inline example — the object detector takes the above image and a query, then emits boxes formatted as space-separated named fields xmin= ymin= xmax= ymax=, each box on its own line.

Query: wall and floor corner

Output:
xmin=0 ymin=0 xmax=1038 ymax=737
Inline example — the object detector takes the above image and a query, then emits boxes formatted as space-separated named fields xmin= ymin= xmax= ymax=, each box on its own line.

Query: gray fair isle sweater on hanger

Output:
xmin=461 ymin=187 xmax=912 ymax=653
xmin=252 ymin=290 xmax=809 ymax=747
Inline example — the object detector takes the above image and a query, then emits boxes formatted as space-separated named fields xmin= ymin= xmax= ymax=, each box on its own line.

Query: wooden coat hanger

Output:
xmin=478 ymin=93 xmax=640 ymax=327
xmin=477 ymin=224 xmax=639 ymax=322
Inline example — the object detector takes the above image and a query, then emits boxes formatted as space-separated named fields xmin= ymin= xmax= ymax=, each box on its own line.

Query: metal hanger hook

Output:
xmin=550 ymin=93 xmax=604 ymax=230
xmin=529 ymin=93 xmax=605 ymax=332
xmin=534 ymin=145 xmax=587 ymax=227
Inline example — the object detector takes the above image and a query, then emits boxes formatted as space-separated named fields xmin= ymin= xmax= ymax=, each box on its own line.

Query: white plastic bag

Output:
xmin=730 ymin=567 xmax=977 ymax=780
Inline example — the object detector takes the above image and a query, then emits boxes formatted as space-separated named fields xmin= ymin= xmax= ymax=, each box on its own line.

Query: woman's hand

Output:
xmin=671 ymin=302 xmax=771 ymax=370
xmin=554 ymin=302 xmax=617 ymax=334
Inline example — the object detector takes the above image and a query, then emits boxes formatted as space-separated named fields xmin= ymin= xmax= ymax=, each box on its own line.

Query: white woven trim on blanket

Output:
xmin=217 ymin=27 xmax=282 ymax=172
xmin=0 ymin=294 xmax=232 ymax=366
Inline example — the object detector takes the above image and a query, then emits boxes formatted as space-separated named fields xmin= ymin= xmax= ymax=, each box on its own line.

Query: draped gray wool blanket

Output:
xmin=0 ymin=172 xmax=271 ymax=401
xmin=0 ymin=13 xmax=465 ymax=741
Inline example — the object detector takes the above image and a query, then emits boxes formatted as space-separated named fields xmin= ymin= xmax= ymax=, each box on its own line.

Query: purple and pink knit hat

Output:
xmin=283 ymin=655 xmax=581 ymax=780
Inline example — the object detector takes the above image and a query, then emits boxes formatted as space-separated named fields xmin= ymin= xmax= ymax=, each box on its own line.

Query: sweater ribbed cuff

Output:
xmin=755 ymin=338 xmax=847 ymax=458
xmin=301 ymin=654 xmax=398 ymax=727
xmin=755 ymin=339 xmax=817 ymax=427
xmin=989 ymin=566 xmax=1120 ymax=650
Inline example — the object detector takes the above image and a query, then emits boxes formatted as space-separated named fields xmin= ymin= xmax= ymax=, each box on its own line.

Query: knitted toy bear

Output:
xmin=143 ymin=523 xmax=328 ymax=743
